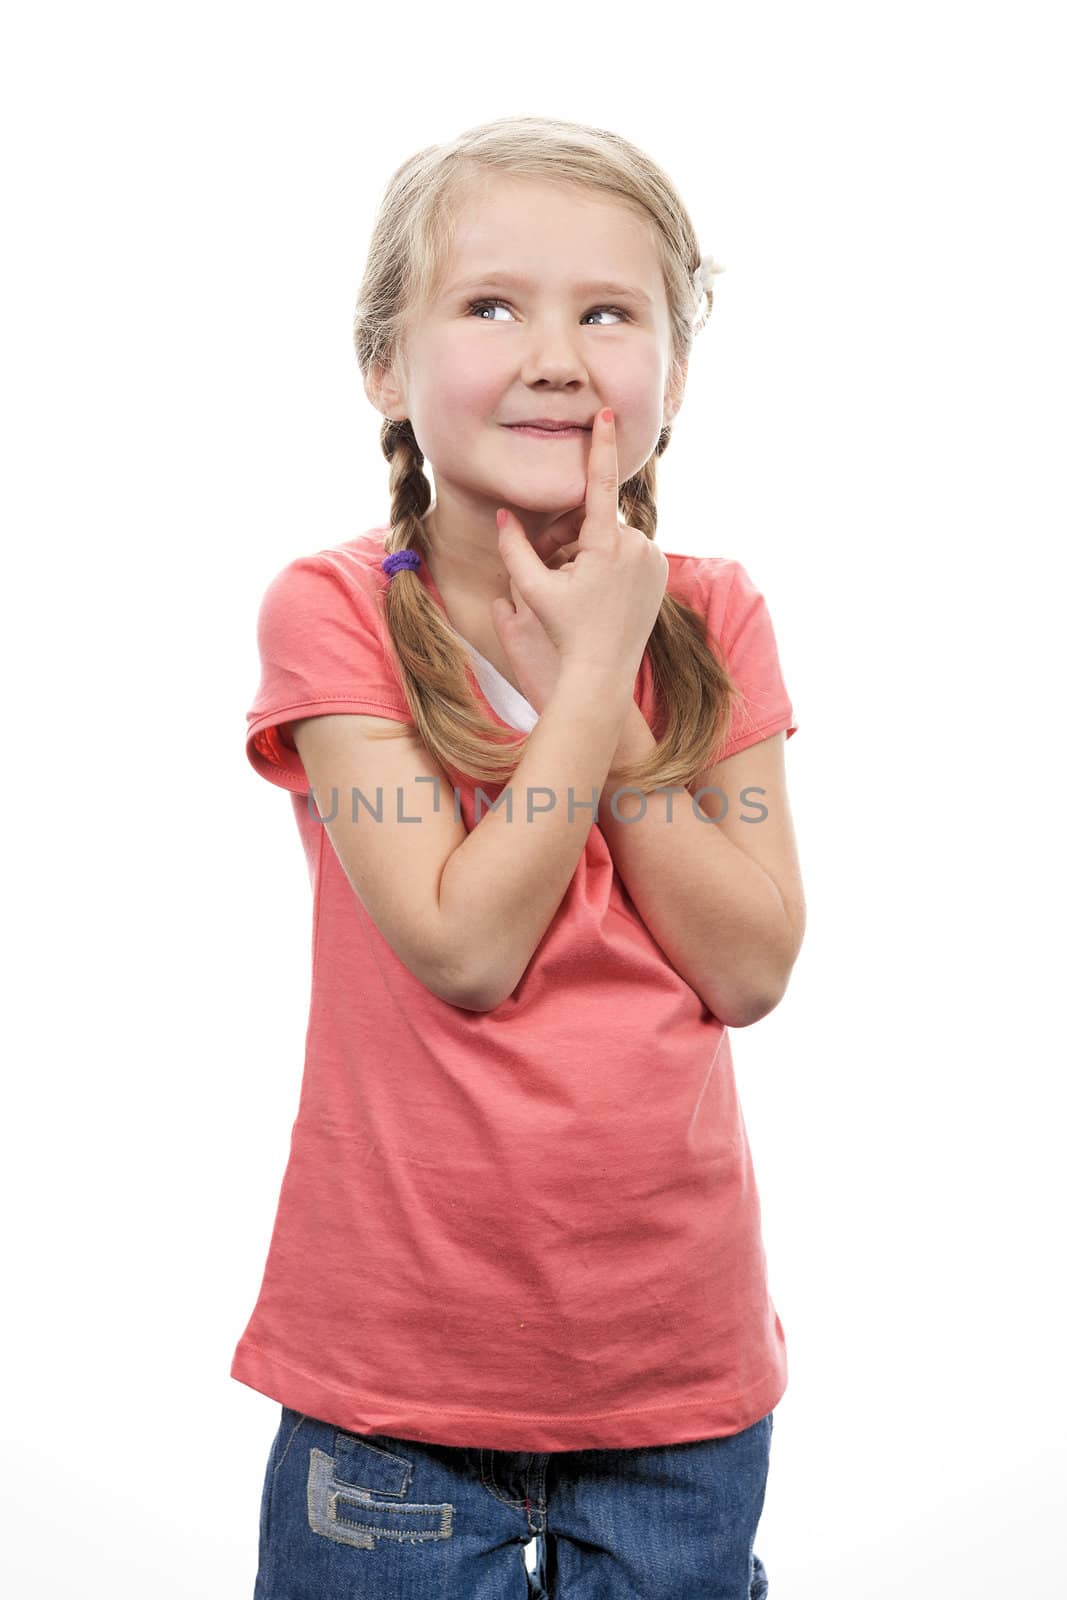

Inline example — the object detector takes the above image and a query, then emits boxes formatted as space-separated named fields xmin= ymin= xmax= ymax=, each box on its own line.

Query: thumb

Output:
xmin=496 ymin=508 xmax=546 ymax=602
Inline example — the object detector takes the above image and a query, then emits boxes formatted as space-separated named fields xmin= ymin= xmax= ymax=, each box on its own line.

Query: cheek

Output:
xmin=609 ymin=350 xmax=665 ymax=418
xmin=424 ymin=330 xmax=505 ymax=416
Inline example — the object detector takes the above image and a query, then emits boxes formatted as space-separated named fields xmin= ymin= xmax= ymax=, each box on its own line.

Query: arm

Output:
xmin=289 ymin=666 xmax=632 ymax=1013
xmin=594 ymin=702 xmax=805 ymax=1027
xmin=436 ymin=659 xmax=635 ymax=1009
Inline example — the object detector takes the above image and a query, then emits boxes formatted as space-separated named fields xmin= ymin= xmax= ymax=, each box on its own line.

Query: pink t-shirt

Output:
xmin=231 ymin=524 xmax=798 ymax=1451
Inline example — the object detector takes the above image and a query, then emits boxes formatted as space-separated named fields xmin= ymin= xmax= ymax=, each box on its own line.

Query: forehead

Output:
xmin=438 ymin=175 xmax=664 ymax=303
xmin=443 ymin=268 xmax=654 ymax=309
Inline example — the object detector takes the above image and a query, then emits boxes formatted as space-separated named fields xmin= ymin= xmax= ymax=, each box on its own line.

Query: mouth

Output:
xmin=503 ymin=423 xmax=592 ymax=440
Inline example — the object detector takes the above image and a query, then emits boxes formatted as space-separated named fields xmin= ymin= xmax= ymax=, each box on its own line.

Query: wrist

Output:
xmin=606 ymin=702 xmax=657 ymax=778
xmin=554 ymin=657 xmax=636 ymax=718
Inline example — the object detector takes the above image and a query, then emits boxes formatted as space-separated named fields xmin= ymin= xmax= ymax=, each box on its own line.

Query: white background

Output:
xmin=3 ymin=1 xmax=1064 ymax=1594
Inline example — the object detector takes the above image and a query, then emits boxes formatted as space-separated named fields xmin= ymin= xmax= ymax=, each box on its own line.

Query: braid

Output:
xmin=619 ymin=423 xmax=669 ymax=539
xmin=618 ymin=422 xmax=735 ymax=765
xmin=370 ymin=417 xmax=523 ymax=782
xmin=381 ymin=417 xmax=432 ymax=563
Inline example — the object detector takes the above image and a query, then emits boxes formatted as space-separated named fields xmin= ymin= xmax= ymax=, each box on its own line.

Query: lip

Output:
xmin=504 ymin=423 xmax=592 ymax=439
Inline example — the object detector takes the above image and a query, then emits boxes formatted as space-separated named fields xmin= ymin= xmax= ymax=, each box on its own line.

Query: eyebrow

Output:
xmin=446 ymin=270 xmax=653 ymax=308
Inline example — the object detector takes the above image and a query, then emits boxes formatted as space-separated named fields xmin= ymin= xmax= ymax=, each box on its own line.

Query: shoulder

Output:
xmin=661 ymin=550 xmax=794 ymax=722
xmin=661 ymin=549 xmax=747 ymax=626
xmin=245 ymin=526 xmax=414 ymax=791
xmin=249 ymin=524 xmax=405 ymax=685
xmin=257 ymin=525 xmax=394 ymax=613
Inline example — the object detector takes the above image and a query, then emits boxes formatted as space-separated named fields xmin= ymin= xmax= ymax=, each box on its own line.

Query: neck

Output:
xmin=422 ymin=507 xmax=520 ymax=608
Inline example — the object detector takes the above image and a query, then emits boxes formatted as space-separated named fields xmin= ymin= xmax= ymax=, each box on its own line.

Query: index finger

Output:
xmin=578 ymin=407 xmax=619 ymax=549
xmin=526 ymin=407 xmax=617 ymax=566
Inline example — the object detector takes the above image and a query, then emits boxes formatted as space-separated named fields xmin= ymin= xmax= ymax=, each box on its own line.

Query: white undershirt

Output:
xmin=454 ymin=633 xmax=540 ymax=733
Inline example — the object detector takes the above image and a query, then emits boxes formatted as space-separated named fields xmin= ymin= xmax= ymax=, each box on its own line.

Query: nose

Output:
xmin=517 ymin=317 xmax=591 ymax=388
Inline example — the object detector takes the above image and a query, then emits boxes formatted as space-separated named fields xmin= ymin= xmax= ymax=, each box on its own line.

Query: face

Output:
xmin=370 ymin=174 xmax=685 ymax=547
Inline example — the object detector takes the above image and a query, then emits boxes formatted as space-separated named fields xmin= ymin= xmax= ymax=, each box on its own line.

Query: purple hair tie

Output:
xmin=381 ymin=549 xmax=421 ymax=580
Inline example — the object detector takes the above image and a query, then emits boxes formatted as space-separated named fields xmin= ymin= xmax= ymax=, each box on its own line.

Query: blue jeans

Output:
xmin=253 ymin=1405 xmax=774 ymax=1598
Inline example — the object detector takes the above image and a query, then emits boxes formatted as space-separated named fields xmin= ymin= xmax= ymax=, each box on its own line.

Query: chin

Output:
xmin=491 ymin=470 xmax=587 ymax=505
xmin=503 ymin=497 xmax=586 ymax=521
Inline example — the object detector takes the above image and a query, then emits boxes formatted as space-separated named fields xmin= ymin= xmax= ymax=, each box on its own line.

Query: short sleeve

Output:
xmin=704 ymin=558 xmax=798 ymax=762
xmin=245 ymin=551 xmax=413 ymax=794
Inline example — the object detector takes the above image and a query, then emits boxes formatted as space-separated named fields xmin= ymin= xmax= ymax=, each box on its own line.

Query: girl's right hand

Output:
xmin=495 ymin=408 xmax=669 ymax=682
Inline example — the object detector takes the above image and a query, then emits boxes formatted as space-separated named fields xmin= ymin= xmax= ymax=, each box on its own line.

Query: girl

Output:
xmin=236 ymin=115 xmax=804 ymax=1600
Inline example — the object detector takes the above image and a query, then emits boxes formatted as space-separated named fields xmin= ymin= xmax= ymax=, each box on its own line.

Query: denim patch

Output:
xmin=305 ymin=1439 xmax=454 ymax=1549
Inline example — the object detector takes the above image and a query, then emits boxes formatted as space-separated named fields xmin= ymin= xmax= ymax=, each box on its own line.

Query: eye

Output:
xmin=465 ymin=298 xmax=630 ymax=326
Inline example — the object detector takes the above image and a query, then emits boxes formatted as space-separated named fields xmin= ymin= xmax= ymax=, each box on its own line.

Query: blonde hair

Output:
xmin=352 ymin=114 xmax=742 ymax=790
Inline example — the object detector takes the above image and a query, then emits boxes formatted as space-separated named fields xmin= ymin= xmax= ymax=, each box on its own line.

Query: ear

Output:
xmin=365 ymin=361 xmax=407 ymax=424
xmin=663 ymin=358 xmax=689 ymax=428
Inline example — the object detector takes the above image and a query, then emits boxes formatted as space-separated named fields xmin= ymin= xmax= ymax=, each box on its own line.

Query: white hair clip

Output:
xmin=693 ymin=253 xmax=725 ymax=304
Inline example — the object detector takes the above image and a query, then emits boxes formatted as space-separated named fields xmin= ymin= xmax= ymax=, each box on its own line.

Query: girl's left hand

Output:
xmin=489 ymin=534 xmax=582 ymax=716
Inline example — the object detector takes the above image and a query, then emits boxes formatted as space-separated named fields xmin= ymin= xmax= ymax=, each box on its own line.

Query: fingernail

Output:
xmin=601 ymin=407 xmax=613 ymax=425
xmin=496 ymin=509 xmax=507 ymax=528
